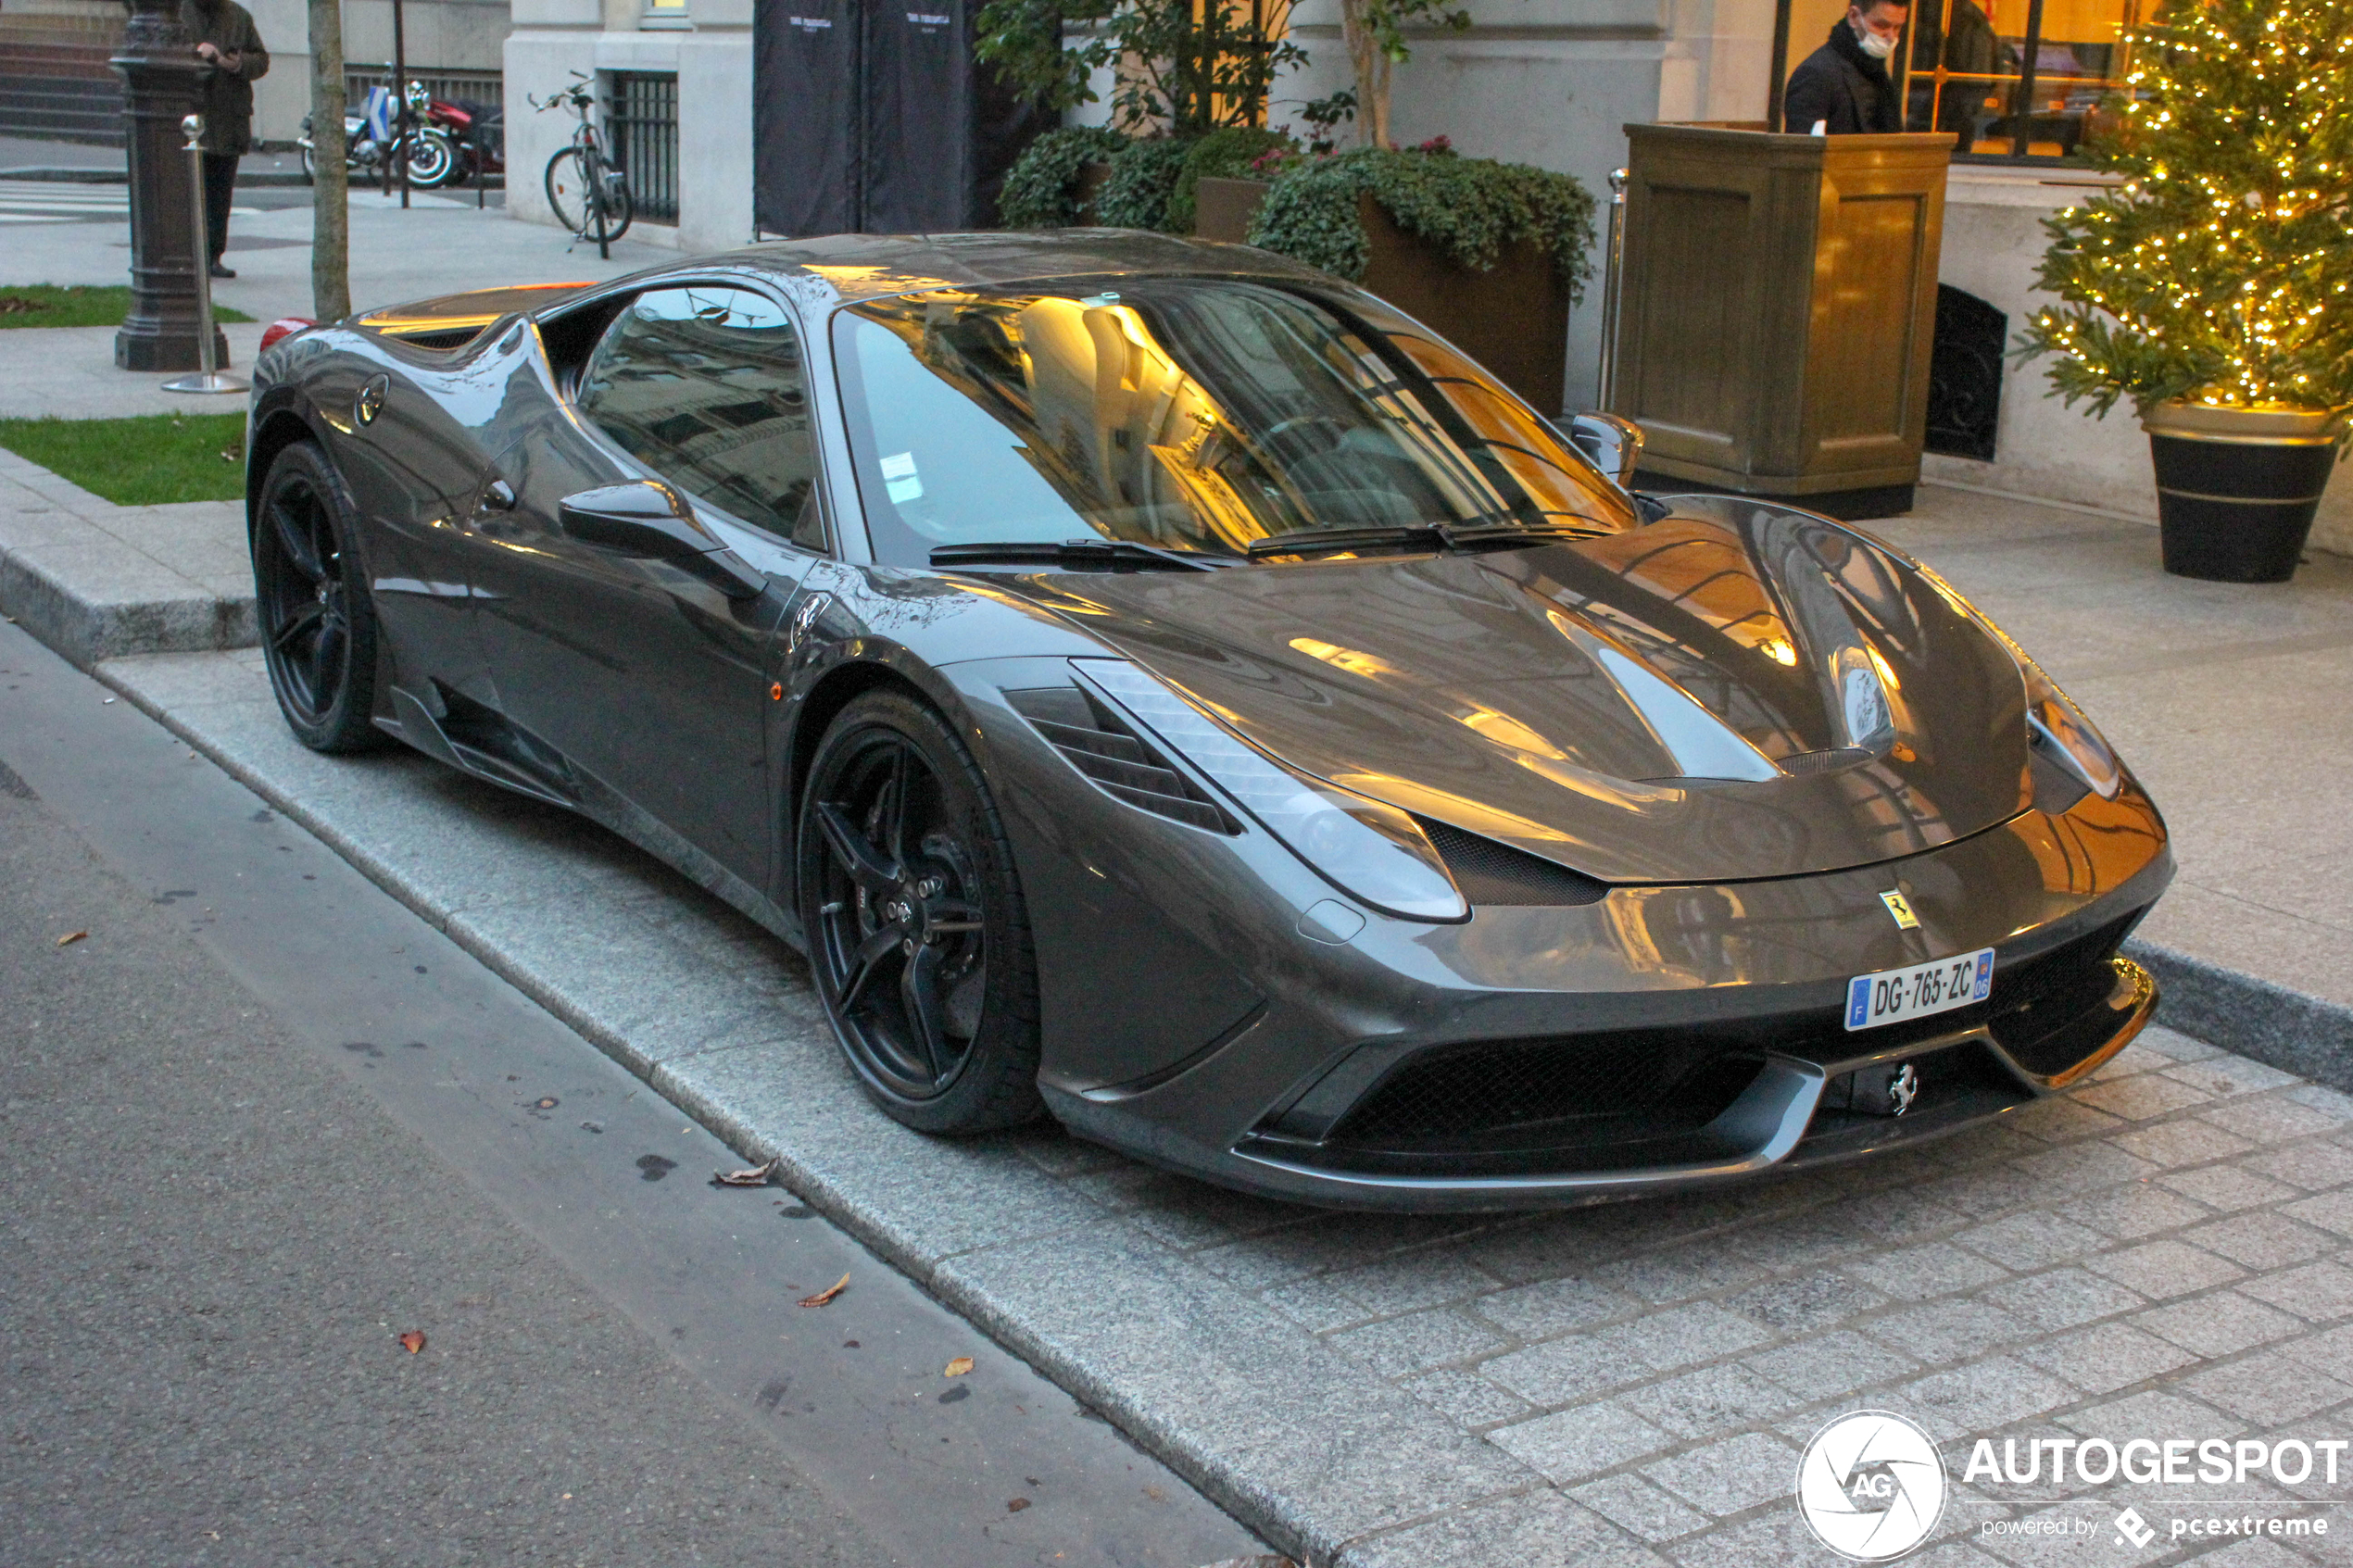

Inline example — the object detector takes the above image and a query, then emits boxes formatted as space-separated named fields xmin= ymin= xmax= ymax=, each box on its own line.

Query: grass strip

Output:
xmin=0 ymin=285 xmax=254 ymax=329
xmin=0 ymin=413 xmax=246 ymax=505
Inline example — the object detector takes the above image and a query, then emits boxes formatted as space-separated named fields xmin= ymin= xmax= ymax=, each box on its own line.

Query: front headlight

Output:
xmin=1917 ymin=566 xmax=2121 ymax=800
xmin=1076 ymin=659 xmax=1469 ymax=922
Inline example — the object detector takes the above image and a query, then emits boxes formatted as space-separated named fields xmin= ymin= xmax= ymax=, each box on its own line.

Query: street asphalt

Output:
xmin=0 ymin=624 xmax=1268 ymax=1567
xmin=0 ymin=763 xmax=887 ymax=1564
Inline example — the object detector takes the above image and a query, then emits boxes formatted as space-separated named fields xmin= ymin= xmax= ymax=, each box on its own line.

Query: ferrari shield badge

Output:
xmin=1880 ymin=891 xmax=1921 ymax=931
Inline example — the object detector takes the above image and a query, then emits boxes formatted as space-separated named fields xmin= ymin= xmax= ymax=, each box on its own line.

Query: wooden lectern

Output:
xmin=1608 ymin=126 xmax=1955 ymax=520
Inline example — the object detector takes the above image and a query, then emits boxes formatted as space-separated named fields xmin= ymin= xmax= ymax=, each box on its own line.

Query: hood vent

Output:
xmin=1422 ymin=819 xmax=1610 ymax=907
xmin=1006 ymin=686 xmax=1238 ymax=834
xmin=1780 ymin=746 xmax=1873 ymax=776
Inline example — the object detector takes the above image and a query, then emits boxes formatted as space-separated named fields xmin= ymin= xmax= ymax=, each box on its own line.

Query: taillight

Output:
xmin=259 ymin=317 xmax=317 ymax=352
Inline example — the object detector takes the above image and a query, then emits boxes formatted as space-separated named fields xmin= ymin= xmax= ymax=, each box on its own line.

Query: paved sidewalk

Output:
xmin=0 ymin=446 xmax=247 ymax=664
xmin=68 ymin=639 xmax=2353 ymax=1566
xmin=3 ymin=187 xmax=673 ymax=327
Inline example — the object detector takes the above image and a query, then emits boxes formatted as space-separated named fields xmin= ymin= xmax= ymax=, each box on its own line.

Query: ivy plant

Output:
xmin=999 ymin=125 xmax=1128 ymax=228
xmin=1169 ymin=127 xmax=1297 ymax=232
xmin=1246 ymin=146 xmax=1597 ymax=298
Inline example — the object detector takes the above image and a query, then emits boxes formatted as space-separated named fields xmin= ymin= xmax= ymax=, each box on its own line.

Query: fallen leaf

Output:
xmin=1006 ymin=1497 xmax=1030 ymax=1512
xmin=944 ymin=1356 xmax=974 ymax=1377
xmin=397 ymin=1330 xmax=426 ymax=1353
xmin=798 ymin=1273 xmax=849 ymax=1309
xmin=712 ymin=1155 xmax=781 ymax=1187
xmin=56 ymin=931 xmax=87 ymax=947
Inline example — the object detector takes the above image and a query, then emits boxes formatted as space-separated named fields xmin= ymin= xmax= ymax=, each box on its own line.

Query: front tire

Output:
xmin=797 ymin=691 xmax=1042 ymax=1134
xmin=544 ymin=145 xmax=590 ymax=234
xmin=252 ymin=442 xmax=385 ymax=754
xmin=400 ymin=129 xmax=458 ymax=188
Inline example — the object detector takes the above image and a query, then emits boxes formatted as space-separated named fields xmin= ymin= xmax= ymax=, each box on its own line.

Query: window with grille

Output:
xmin=607 ymin=71 xmax=680 ymax=223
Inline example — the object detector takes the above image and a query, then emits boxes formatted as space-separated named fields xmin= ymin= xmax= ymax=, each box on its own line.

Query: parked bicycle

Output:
xmin=533 ymin=72 xmax=632 ymax=257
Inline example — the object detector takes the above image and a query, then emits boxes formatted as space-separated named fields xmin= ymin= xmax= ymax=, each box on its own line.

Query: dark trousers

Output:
xmin=201 ymin=151 xmax=238 ymax=264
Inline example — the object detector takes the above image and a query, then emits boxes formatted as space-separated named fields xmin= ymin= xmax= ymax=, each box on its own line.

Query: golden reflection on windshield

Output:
xmin=845 ymin=282 xmax=1620 ymax=561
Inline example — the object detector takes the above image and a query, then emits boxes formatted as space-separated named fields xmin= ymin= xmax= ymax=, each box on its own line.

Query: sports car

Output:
xmin=244 ymin=232 xmax=2171 ymax=1211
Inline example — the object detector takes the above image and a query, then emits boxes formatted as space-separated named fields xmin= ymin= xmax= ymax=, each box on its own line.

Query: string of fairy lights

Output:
xmin=2019 ymin=0 xmax=2351 ymax=417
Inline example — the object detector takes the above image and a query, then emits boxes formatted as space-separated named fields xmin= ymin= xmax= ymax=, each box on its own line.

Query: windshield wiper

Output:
xmin=930 ymin=540 xmax=1225 ymax=573
xmin=1246 ymin=524 xmax=1448 ymax=559
xmin=1245 ymin=521 xmax=1611 ymax=560
xmin=1442 ymin=521 xmax=1616 ymax=549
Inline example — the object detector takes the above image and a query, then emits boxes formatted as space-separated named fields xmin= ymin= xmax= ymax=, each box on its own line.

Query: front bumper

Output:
xmin=1025 ymin=777 xmax=2171 ymax=1213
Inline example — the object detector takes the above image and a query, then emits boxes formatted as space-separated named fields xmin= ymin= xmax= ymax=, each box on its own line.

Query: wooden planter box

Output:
xmin=1192 ymin=176 xmax=1569 ymax=415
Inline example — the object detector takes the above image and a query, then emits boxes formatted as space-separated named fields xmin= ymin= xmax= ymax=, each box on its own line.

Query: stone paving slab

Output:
xmin=82 ymin=644 xmax=2353 ymax=1565
xmin=0 ymin=446 xmax=250 ymax=664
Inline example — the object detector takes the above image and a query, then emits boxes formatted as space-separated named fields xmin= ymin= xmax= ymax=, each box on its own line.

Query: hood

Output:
xmin=1013 ymin=498 xmax=2033 ymax=884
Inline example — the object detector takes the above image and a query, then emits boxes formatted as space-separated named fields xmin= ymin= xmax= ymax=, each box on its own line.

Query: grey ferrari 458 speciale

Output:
xmin=244 ymin=231 xmax=2170 ymax=1210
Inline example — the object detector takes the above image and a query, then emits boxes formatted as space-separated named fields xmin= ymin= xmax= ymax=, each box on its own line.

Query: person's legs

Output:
xmin=201 ymin=152 xmax=237 ymax=276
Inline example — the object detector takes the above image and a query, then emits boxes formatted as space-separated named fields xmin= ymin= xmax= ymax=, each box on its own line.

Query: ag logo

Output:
xmin=1795 ymin=1410 xmax=1946 ymax=1561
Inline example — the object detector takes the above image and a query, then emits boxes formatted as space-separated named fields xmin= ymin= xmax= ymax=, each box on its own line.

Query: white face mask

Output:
xmin=1854 ymin=21 xmax=1897 ymax=57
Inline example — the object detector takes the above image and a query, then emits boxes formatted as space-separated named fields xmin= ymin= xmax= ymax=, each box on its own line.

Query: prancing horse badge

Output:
xmin=1881 ymin=891 xmax=1921 ymax=931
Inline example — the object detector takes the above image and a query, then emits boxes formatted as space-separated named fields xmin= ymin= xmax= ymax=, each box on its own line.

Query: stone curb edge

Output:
xmin=79 ymin=658 xmax=1354 ymax=1568
xmin=2125 ymin=936 xmax=2353 ymax=1097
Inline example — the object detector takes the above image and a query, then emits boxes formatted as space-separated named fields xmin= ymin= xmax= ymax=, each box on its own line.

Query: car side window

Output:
xmin=574 ymin=284 xmax=827 ymax=552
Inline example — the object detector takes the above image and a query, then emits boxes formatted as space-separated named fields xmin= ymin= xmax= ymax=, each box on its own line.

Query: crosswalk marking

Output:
xmin=0 ymin=180 xmax=261 ymax=223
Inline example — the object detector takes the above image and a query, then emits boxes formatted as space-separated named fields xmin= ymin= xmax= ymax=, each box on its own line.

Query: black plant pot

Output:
xmin=2141 ymin=401 xmax=2347 ymax=583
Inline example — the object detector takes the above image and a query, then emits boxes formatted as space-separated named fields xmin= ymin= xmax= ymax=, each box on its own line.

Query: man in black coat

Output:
xmin=179 ymin=0 xmax=269 ymax=279
xmin=1783 ymin=0 xmax=1907 ymax=134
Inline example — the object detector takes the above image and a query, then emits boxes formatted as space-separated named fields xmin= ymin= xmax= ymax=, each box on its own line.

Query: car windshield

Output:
xmin=831 ymin=277 xmax=1637 ymax=567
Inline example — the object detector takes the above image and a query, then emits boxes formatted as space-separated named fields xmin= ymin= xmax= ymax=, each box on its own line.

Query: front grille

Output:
xmin=1311 ymin=904 xmax=2149 ymax=1155
xmin=1422 ymin=818 xmax=1610 ymax=906
xmin=1325 ymin=1031 xmax=1763 ymax=1150
xmin=1007 ymin=686 xmax=1238 ymax=834
xmin=1986 ymin=910 xmax=2144 ymax=1074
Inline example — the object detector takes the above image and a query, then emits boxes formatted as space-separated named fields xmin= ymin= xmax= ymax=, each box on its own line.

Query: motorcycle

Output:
xmin=299 ymin=82 xmax=503 ymax=190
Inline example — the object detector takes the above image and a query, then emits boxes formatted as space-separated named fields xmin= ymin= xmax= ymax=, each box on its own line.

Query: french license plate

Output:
xmin=1844 ymin=948 xmax=1994 ymax=1031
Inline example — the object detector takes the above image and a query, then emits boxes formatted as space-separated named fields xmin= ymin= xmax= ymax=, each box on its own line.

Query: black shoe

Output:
xmin=209 ymin=260 xmax=235 ymax=280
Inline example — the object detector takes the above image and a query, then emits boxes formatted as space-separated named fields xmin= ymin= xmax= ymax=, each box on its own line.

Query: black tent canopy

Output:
xmin=753 ymin=0 xmax=1049 ymax=237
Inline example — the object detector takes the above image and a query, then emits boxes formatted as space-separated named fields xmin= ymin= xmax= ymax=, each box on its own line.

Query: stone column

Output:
xmin=112 ymin=0 xmax=225 ymax=370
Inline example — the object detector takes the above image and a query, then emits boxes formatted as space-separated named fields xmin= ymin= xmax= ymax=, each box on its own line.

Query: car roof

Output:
xmin=703 ymin=229 xmax=1330 ymax=304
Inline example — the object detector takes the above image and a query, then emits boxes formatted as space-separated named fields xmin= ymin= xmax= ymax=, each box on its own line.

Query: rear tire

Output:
xmin=797 ymin=691 xmax=1043 ymax=1135
xmin=585 ymin=165 xmax=633 ymax=244
xmin=252 ymin=442 xmax=386 ymax=754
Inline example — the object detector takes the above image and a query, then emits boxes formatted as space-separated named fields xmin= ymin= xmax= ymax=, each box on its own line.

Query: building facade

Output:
xmin=495 ymin=0 xmax=2348 ymax=553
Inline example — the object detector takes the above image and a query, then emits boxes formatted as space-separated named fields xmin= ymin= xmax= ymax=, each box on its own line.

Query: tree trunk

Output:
xmin=1339 ymin=0 xmax=1390 ymax=148
xmin=308 ymin=0 xmax=348 ymax=320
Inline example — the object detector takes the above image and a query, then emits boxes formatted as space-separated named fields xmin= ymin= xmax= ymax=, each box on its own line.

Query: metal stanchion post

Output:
xmin=1595 ymin=167 xmax=1629 ymax=414
xmin=162 ymin=113 xmax=250 ymax=395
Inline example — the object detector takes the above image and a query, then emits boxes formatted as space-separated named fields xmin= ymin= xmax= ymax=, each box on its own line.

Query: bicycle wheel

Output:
xmin=544 ymin=144 xmax=591 ymax=234
xmin=585 ymin=162 xmax=633 ymax=245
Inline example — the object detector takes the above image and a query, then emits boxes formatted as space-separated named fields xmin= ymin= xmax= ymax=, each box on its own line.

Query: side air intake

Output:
xmin=1420 ymin=819 xmax=1611 ymax=906
xmin=1006 ymin=686 xmax=1239 ymax=834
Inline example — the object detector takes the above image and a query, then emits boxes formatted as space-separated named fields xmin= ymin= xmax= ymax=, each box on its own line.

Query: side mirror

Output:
xmin=1566 ymin=411 xmax=1645 ymax=493
xmin=557 ymin=481 xmax=768 ymax=600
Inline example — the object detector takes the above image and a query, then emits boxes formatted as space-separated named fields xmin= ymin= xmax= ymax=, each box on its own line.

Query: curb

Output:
xmin=2126 ymin=937 xmax=2353 ymax=1094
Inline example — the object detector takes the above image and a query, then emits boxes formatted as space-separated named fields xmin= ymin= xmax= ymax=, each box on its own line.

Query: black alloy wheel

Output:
xmin=798 ymin=691 xmax=1042 ymax=1134
xmin=254 ymin=442 xmax=384 ymax=753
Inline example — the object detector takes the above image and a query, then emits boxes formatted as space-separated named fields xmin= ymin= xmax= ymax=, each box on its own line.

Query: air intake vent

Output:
xmin=1780 ymin=746 xmax=1872 ymax=776
xmin=1421 ymin=819 xmax=1610 ymax=906
xmin=1006 ymin=686 xmax=1238 ymax=834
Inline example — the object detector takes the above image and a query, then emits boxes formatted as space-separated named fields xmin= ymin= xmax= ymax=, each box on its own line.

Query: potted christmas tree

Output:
xmin=2020 ymin=0 xmax=2350 ymax=583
